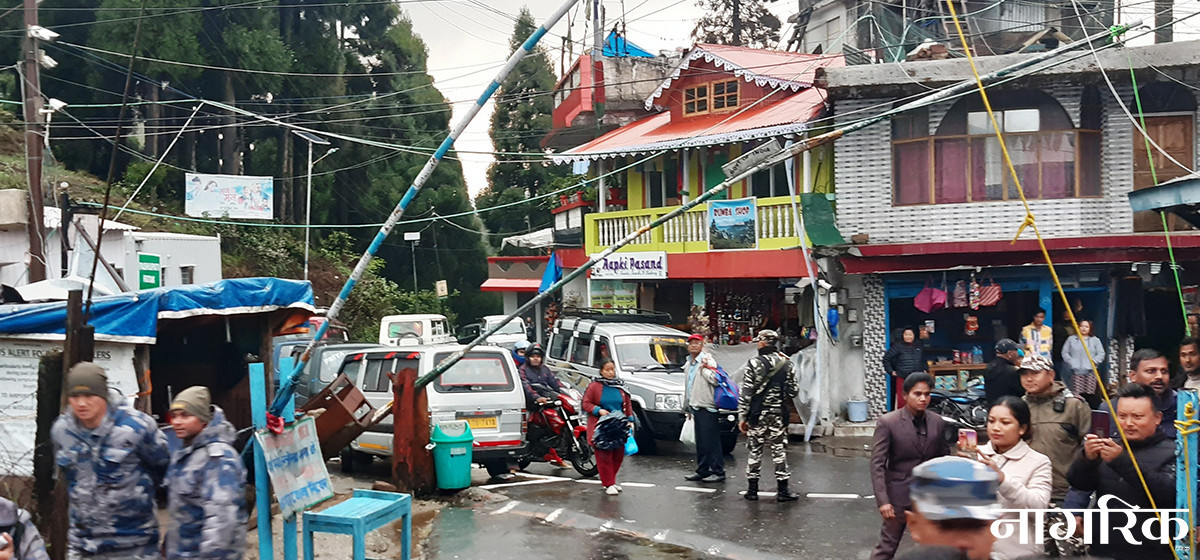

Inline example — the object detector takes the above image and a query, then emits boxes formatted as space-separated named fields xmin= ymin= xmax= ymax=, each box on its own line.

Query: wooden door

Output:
xmin=1133 ymin=115 xmax=1195 ymax=232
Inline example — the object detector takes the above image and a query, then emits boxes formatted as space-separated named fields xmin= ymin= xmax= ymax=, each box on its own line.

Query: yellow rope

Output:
xmin=942 ymin=4 xmax=1181 ymax=557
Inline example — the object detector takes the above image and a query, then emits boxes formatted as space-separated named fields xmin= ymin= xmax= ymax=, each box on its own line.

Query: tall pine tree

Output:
xmin=475 ymin=7 xmax=569 ymax=253
xmin=693 ymin=0 xmax=782 ymax=48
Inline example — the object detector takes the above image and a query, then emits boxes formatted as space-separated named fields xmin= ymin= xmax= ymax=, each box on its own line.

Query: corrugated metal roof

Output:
xmin=551 ymin=87 xmax=828 ymax=162
xmin=645 ymin=45 xmax=843 ymax=110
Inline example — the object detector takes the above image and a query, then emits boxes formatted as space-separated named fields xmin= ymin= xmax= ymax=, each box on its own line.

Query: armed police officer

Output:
xmin=737 ymin=330 xmax=799 ymax=502
xmin=51 ymin=363 xmax=169 ymax=560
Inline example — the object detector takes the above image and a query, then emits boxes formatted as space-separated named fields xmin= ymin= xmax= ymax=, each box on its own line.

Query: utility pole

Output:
xmin=591 ymin=0 xmax=605 ymax=120
xmin=732 ymin=0 xmax=742 ymax=46
xmin=23 ymin=0 xmax=47 ymax=283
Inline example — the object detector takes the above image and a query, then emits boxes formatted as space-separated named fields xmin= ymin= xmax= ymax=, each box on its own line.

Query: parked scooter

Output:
xmin=930 ymin=386 xmax=989 ymax=444
xmin=516 ymin=383 xmax=597 ymax=477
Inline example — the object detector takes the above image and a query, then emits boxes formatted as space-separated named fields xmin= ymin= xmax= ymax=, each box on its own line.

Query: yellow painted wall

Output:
xmin=627 ymin=164 xmax=644 ymax=211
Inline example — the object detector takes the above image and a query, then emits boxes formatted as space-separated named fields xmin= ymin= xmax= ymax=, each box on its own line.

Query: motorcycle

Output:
xmin=516 ymin=383 xmax=598 ymax=478
xmin=930 ymin=386 xmax=989 ymax=444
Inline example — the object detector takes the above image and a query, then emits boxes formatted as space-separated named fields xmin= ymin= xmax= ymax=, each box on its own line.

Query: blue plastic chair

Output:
xmin=302 ymin=489 xmax=412 ymax=560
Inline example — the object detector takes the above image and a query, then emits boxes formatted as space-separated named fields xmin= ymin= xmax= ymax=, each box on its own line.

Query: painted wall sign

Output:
xmin=590 ymin=251 xmax=668 ymax=280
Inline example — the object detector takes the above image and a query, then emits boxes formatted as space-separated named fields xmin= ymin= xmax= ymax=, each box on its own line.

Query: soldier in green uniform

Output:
xmin=737 ymin=329 xmax=799 ymax=502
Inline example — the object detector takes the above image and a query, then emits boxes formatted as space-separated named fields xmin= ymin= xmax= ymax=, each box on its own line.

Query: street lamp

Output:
xmin=291 ymin=130 xmax=335 ymax=281
xmin=404 ymin=231 xmax=420 ymax=291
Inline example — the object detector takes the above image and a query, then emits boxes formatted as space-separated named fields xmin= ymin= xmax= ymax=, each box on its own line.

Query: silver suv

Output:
xmin=545 ymin=309 xmax=738 ymax=454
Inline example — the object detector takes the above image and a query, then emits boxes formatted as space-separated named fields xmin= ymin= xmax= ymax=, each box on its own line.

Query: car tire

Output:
xmin=720 ymin=431 xmax=738 ymax=455
xmin=633 ymin=411 xmax=658 ymax=455
xmin=339 ymin=448 xmax=356 ymax=474
xmin=483 ymin=459 xmax=510 ymax=478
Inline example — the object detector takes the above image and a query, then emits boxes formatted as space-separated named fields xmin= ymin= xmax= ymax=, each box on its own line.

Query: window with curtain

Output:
xmin=891 ymin=90 xmax=1099 ymax=205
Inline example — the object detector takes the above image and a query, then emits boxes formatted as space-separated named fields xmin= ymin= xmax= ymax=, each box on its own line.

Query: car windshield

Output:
xmin=318 ymin=349 xmax=356 ymax=383
xmin=388 ymin=321 xmax=423 ymax=338
xmin=613 ymin=335 xmax=688 ymax=371
xmin=432 ymin=352 xmax=515 ymax=392
xmin=488 ymin=320 xmax=525 ymax=336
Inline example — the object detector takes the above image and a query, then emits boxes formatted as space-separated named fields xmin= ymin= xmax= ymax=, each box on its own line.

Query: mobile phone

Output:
xmin=957 ymin=428 xmax=978 ymax=456
xmin=1091 ymin=410 xmax=1111 ymax=438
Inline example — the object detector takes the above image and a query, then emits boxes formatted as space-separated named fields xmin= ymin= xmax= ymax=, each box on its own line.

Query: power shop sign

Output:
xmin=590 ymin=251 xmax=668 ymax=280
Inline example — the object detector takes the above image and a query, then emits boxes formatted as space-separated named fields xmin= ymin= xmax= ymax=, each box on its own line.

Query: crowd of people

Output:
xmin=18 ymin=363 xmax=248 ymax=560
xmin=872 ymin=319 xmax=1200 ymax=560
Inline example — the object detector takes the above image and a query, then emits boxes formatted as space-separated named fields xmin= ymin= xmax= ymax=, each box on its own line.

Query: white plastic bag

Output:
xmin=679 ymin=417 xmax=696 ymax=446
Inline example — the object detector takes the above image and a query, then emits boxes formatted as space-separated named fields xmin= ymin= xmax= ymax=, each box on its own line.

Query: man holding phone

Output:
xmin=1108 ymin=349 xmax=1177 ymax=439
xmin=0 ymin=497 xmax=49 ymax=560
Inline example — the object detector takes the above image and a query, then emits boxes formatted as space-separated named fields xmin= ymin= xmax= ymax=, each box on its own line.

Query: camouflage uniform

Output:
xmin=738 ymin=351 xmax=798 ymax=481
xmin=0 ymin=497 xmax=50 ymax=560
xmin=51 ymin=391 xmax=169 ymax=559
xmin=165 ymin=405 xmax=247 ymax=560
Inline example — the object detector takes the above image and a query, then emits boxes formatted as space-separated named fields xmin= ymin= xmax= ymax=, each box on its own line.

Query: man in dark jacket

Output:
xmin=1067 ymin=383 xmax=1176 ymax=560
xmin=870 ymin=373 xmax=950 ymax=560
xmin=984 ymin=339 xmax=1024 ymax=404
xmin=518 ymin=344 xmax=568 ymax=468
xmin=1108 ymin=348 xmax=1177 ymax=439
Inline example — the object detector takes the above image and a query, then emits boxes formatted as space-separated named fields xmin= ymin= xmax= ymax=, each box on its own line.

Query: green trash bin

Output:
xmin=430 ymin=420 xmax=474 ymax=490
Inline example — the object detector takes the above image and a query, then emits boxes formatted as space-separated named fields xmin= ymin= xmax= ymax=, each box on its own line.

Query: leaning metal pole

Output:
xmin=270 ymin=0 xmax=582 ymax=416
xmin=412 ymin=19 xmax=1140 ymax=387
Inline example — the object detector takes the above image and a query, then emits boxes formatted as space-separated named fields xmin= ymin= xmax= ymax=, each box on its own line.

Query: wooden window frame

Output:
xmin=890 ymin=129 xmax=1102 ymax=206
xmin=683 ymin=79 xmax=740 ymax=116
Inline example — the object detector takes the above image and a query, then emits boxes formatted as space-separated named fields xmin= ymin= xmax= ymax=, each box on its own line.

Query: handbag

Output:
xmin=952 ymin=280 xmax=968 ymax=308
xmin=978 ymin=273 xmax=1003 ymax=307
xmin=625 ymin=427 xmax=639 ymax=455
xmin=679 ymin=417 xmax=696 ymax=446
xmin=712 ymin=365 xmax=740 ymax=410
xmin=914 ymin=277 xmax=948 ymax=314
xmin=968 ymin=274 xmax=981 ymax=310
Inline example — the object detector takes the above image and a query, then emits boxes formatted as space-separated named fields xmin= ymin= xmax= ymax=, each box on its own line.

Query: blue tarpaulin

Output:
xmin=603 ymin=31 xmax=654 ymax=58
xmin=0 ymin=277 xmax=314 ymax=343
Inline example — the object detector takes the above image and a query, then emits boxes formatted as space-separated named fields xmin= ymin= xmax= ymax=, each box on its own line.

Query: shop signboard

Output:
xmin=709 ymin=197 xmax=758 ymax=251
xmin=590 ymin=251 xmax=667 ymax=280
xmin=185 ymin=172 xmax=274 ymax=219
xmin=137 ymin=253 xmax=161 ymax=289
xmin=590 ymin=280 xmax=637 ymax=310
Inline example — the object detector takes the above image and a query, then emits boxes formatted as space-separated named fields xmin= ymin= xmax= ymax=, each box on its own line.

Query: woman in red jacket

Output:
xmin=583 ymin=359 xmax=635 ymax=495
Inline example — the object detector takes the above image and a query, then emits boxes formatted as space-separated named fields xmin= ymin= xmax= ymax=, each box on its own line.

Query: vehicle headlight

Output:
xmin=654 ymin=393 xmax=683 ymax=411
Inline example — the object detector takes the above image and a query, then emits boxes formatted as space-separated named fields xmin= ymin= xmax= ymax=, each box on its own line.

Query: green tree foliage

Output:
xmin=693 ymin=0 xmax=782 ymax=48
xmin=476 ymin=7 xmax=569 ymax=253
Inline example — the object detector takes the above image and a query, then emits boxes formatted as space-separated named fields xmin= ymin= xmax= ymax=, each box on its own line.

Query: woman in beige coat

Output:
xmin=978 ymin=396 xmax=1053 ymax=560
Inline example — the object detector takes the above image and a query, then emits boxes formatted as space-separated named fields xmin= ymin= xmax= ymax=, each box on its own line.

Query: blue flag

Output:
xmin=539 ymin=252 xmax=562 ymax=293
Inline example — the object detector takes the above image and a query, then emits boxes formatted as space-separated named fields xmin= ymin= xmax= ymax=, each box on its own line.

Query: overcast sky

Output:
xmin=403 ymin=0 xmax=799 ymax=199
xmin=403 ymin=1 xmax=1200 ymax=200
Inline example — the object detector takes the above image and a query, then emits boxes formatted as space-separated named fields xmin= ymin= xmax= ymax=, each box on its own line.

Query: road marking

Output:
xmin=544 ymin=508 xmax=563 ymax=523
xmin=491 ymin=501 xmax=519 ymax=515
xmin=807 ymin=493 xmax=860 ymax=499
xmin=864 ymin=495 xmax=875 ymax=499
xmin=575 ymin=479 xmax=601 ymax=485
xmin=675 ymin=486 xmax=717 ymax=493
xmin=621 ymin=482 xmax=656 ymax=488
xmin=481 ymin=476 xmax=572 ymax=490
xmin=738 ymin=491 xmax=777 ymax=497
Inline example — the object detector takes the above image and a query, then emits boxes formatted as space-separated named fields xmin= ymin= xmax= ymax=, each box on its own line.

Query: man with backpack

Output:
xmin=738 ymin=330 xmax=799 ymax=502
xmin=683 ymin=333 xmax=726 ymax=483
xmin=0 ymin=497 xmax=49 ymax=560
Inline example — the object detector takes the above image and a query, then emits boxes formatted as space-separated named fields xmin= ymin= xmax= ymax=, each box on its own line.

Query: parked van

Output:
xmin=377 ymin=314 xmax=454 ymax=346
xmin=337 ymin=344 xmax=526 ymax=477
xmin=545 ymin=309 xmax=739 ymax=454
xmin=272 ymin=340 xmax=380 ymax=407
xmin=457 ymin=315 xmax=528 ymax=349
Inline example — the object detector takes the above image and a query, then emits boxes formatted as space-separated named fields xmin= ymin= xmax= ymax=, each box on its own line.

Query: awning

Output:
xmin=501 ymin=228 xmax=555 ymax=249
xmin=480 ymin=279 xmax=542 ymax=292
xmin=0 ymin=277 xmax=315 ymax=344
xmin=1127 ymin=174 xmax=1200 ymax=227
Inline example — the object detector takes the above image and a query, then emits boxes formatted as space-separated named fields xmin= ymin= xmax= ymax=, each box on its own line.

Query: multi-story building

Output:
xmin=550 ymin=44 xmax=845 ymax=340
xmin=820 ymin=39 xmax=1200 ymax=417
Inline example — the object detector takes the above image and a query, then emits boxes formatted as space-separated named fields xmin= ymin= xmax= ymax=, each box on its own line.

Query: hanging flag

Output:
xmin=539 ymin=252 xmax=562 ymax=294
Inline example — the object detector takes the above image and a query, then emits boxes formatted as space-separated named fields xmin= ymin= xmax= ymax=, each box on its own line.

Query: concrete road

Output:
xmin=449 ymin=437 xmax=906 ymax=560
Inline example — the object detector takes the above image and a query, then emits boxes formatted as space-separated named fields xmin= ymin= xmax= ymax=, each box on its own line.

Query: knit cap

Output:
xmin=66 ymin=362 xmax=108 ymax=398
xmin=170 ymin=386 xmax=213 ymax=424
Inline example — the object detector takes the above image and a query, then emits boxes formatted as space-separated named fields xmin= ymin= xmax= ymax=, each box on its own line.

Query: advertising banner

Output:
xmin=709 ymin=197 xmax=758 ymax=251
xmin=590 ymin=251 xmax=667 ymax=280
xmin=185 ymin=173 xmax=274 ymax=219
xmin=255 ymin=416 xmax=334 ymax=517
xmin=590 ymin=280 xmax=637 ymax=310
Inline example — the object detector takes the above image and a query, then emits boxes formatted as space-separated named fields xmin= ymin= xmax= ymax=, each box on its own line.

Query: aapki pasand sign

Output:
xmin=708 ymin=197 xmax=758 ymax=251
xmin=185 ymin=173 xmax=274 ymax=219
xmin=590 ymin=251 xmax=668 ymax=280
xmin=255 ymin=416 xmax=334 ymax=517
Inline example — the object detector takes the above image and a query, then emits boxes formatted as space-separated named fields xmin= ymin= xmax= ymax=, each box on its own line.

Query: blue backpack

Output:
xmin=713 ymin=365 xmax=740 ymax=410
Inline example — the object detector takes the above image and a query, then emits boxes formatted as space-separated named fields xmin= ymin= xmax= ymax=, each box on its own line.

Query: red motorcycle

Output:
xmin=517 ymin=383 xmax=597 ymax=477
